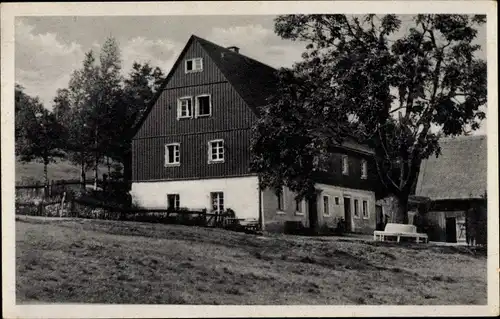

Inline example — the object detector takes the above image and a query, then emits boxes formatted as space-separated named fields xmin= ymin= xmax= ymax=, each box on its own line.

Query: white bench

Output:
xmin=373 ymin=223 xmax=428 ymax=243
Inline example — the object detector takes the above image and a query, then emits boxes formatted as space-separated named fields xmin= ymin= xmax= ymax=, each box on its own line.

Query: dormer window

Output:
xmin=185 ymin=58 xmax=203 ymax=73
xmin=361 ymin=159 xmax=368 ymax=179
xmin=342 ymin=155 xmax=349 ymax=175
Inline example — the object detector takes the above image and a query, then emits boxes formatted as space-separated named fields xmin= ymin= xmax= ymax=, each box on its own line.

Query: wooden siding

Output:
xmin=135 ymin=82 xmax=256 ymax=139
xmin=166 ymin=40 xmax=226 ymax=89
xmin=315 ymin=148 xmax=378 ymax=192
xmin=132 ymin=129 xmax=255 ymax=181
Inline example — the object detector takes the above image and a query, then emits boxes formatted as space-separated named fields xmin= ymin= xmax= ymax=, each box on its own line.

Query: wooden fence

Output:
xmin=16 ymin=196 xmax=240 ymax=229
xmin=16 ymin=179 xmax=130 ymax=200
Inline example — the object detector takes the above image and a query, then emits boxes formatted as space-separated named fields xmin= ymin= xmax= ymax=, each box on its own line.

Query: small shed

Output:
xmin=415 ymin=135 xmax=487 ymax=245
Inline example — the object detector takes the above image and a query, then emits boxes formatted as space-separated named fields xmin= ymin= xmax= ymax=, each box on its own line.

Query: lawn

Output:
xmin=16 ymin=217 xmax=487 ymax=305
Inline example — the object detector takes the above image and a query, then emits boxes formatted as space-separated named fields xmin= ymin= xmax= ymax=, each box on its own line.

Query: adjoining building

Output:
xmin=414 ymin=135 xmax=487 ymax=244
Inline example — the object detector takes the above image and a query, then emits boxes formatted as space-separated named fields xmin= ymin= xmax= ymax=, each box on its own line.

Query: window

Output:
xmin=177 ymin=97 xmax=192 ymax=119
xmin=277 ymin=190 xmax=285 ymax=211
xmin=208 ymin=139 xmax=224 ymax=163
xmin=165 ymin=143 xmax=180 ymax=166
xmin=196 ymin=94 xmax=211 ymax=117
xmin=354 ymin=199 xmax=359 ymax=217
xmin=342 ymin=155 xmax=349 ymax=175
xmin=185 ymin=58 xmax=203 ymax=73
xmin=211 ymin=192 xmax=224 ymax=213
xmin=295 ymin=199 xmax=304 ymax=215
xmin=335 ymin=197 xmax=340 ymax=205
xmin=361 ymin=160 xmax=368 ymax=179
xmin=323 ymin=196 xmax=330 ymax=216
xmin=167 ymin=194 xmax=180 ymax=210
xmin=362 ymin=200 xmax=369 ymax=218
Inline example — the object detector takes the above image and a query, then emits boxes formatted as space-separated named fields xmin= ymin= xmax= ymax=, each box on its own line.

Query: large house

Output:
xmin=130 ymin=35 xmax=379 ymax=234
xmin=414 ymin=135 xmax=487 ymax=244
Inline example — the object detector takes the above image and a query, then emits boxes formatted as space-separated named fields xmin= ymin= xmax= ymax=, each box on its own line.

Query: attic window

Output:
xmin=185 ymin=58 xmax=203 ymax=73
xmin=177 ymin=96 xmax=193 ymax=119
xmin=196 ymin=94 xmax=212 ymax=117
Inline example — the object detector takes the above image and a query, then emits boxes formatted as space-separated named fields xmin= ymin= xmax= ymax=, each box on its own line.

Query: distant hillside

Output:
xmin=16 ymin=159 xmax=109 ymax=184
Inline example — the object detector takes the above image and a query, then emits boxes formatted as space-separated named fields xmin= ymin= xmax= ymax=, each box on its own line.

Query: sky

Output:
xmin=15 ymin=15 xmax=487 ymax=134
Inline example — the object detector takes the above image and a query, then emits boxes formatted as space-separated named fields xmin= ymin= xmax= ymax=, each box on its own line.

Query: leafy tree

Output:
xmin=252 ymin=14 xmax=486 ymax=225
xmin=15 ymin=86 xmax=66 ymax=185
xmin=96 ymin=37 xmax=124 ymax=178
xmin=66 ymin=51 xmax=101 ymax=185
xmin=118 ymin=62 xmax=165 ymax=183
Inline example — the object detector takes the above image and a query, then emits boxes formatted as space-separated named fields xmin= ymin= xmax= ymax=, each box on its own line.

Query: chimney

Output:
xmin=227 ymin=46 xmax=240 ymax=54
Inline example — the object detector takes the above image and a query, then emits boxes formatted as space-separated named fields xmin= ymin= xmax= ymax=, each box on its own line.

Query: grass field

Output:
xmin=15 ymin=159 xmax=108 ymax=183
xmin=16 ymin=217 xmax=487 ymax=305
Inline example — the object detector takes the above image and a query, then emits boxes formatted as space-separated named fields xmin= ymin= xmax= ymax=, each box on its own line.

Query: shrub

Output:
xmin=333 ymin=218 xmax=347 ymax=235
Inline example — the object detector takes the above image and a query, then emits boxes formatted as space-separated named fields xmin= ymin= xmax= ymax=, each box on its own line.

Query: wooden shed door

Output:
xmin=445 ymin=217 xmax=457 ymax=243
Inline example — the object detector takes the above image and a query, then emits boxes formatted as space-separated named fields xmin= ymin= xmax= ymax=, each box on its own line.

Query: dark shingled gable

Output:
xmin=415 ymin=135 xmax=487 ymax=200
xmin=132 ymin=35 xmax=371 ymax=152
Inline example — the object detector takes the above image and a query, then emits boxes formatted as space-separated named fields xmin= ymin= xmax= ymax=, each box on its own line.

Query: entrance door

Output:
xmin=307 ymin=197 xmax=318 ymax=231
xmin=445 ymin=217 xmax=457 ymax=243
xmin=343 ymin=197 xmax=352 ymax=232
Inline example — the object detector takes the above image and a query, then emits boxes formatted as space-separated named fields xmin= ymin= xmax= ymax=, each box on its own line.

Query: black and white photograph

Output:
xmin=1 ymin=1 xmax=498 ymax=318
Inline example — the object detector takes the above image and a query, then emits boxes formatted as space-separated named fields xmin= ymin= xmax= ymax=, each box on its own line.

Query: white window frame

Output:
xmin=177 ymin=96 xmax=193 ymax=119
xmin=210 ymin=192 xmax=224 ymax=214
xmin=208 ymin=139 xmax=225 ymax=163
xmin=167 ymin=194 xmax=180 ymax=210
xmin=195 ymin=94 xmax=212 ymax=118
xmin=353 ymin=198 xmax=360 ymax=218
xmin=276 ymin=189 xmax=286 ymax=214
xmin=164 ymin=143 xmax=180 ymax=166
xmin=342 ymin=155 xmax=349 ymax=175
xmin=295 ymin=198 xmax=305 ymax=216
xmin=323 ymin=195 xmax=330 ymax=216
xmin=361 ymin=159 xmax=368 ymax=179
xmin=362 ymin=199 xmax=369 ymax=219
xmin=185 ymin=57 xmax=203 ymax=73
xmin=335 ymin=197 xmax=340 ymax=205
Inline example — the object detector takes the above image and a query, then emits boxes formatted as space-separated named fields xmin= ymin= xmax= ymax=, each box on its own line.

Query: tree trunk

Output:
xmin=43 ymin=161 xmax=49 ymax=186
xmin=107 ymin=156 xmax=111 ymax=176
xmin=80 ymin=156 xmax=86 ymax=189
xmin=94 ymin=155 xmax=99 ymax=190
xmin=392 ymin=195 xmax=409 ymax=224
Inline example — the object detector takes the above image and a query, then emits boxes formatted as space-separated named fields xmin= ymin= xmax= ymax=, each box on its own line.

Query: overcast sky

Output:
xmin=15 ymin=15 xmax=487 ymax=134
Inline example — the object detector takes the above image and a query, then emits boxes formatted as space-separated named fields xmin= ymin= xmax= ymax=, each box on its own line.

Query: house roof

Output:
xmin=415 ymin=135 xmax=487 ymax=201
xmin=131 ymin=35 xmax=372 ymax=153
xmin=194 ymin=35 xmax=279 ymax=113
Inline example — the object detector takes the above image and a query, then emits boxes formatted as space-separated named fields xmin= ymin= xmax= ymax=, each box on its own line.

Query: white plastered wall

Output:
xmin=130 ymin=176 xmax=260 ymax=220
xmin=316 ymin=183 xmax=376 ymax=232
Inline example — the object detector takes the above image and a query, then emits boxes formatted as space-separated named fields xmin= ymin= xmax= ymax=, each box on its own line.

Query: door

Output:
xmin=445 ymin=217 xmax=457 ymax=243
xmin=307 ymin=197 xmax=318 ymax=231
xmin=343 ymin=197 xmax=352 ymax=232
xmin=375 ymin=205 xmax=384 ymax=230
